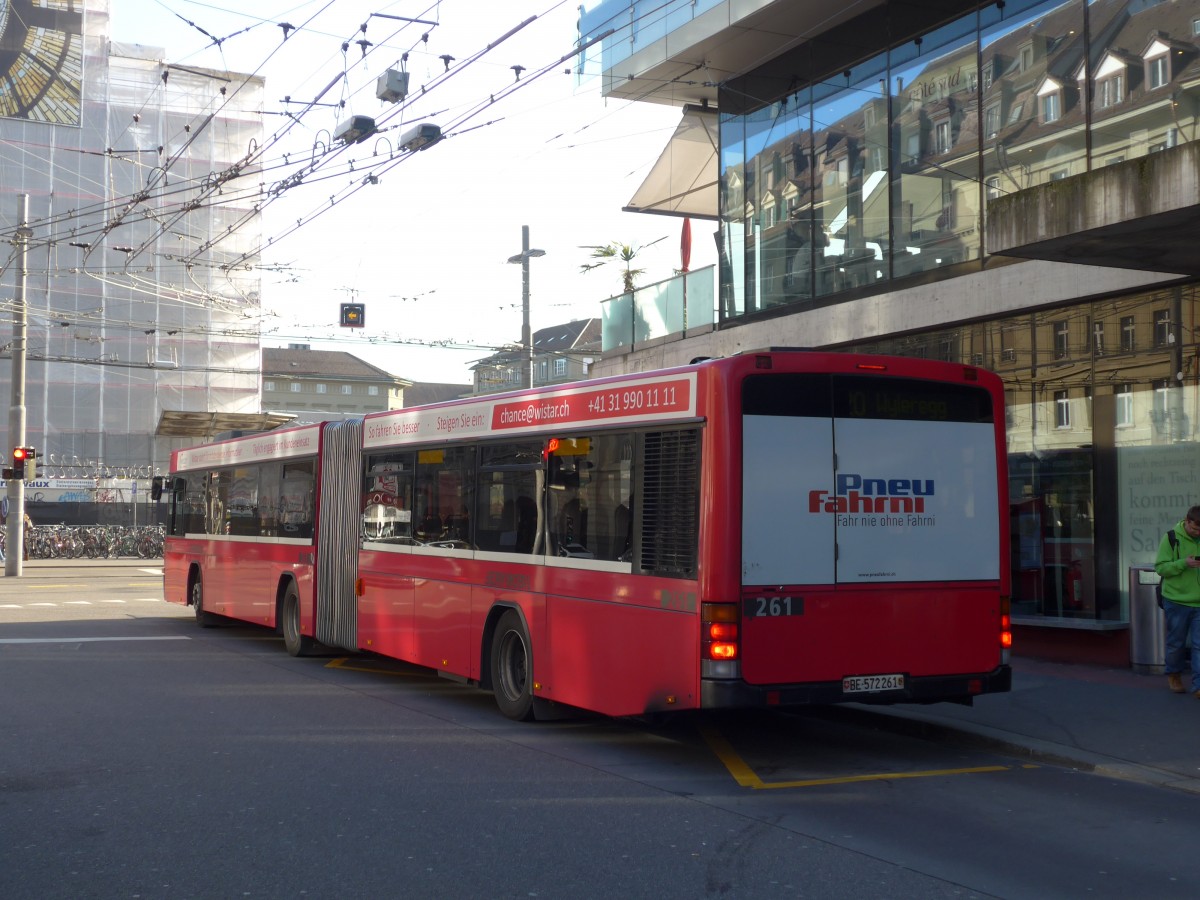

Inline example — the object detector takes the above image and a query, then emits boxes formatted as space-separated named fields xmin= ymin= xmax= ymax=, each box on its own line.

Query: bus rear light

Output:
xmin=708 ymin=622 xmax=738 ymax=641
xmin=856 ymin=363 xmax=887 ymax=371
xmin=702 ymin=659 xmax=740 ymax=679
xmin=709 ymin=642 xmax=738 ymax=660
xmin=702 ymin=603 xmax=737 ymax=623
xmin=702 ymin=603 xmax=740 ymax=664
xmin=1000 ymin=596 xmax=1012 ymax=657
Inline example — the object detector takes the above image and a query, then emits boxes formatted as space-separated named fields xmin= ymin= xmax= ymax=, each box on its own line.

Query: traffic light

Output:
xmin=340 ymin=302 xmax=365 ymax=328
xmin=11 ymin=447 xmax=35 ymax=481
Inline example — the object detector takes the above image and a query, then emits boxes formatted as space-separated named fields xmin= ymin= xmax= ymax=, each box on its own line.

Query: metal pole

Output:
xmin=520 ymin=225 xmax=533 ymax=390
xmin=6 ymin=194 xmax=29 ymax=576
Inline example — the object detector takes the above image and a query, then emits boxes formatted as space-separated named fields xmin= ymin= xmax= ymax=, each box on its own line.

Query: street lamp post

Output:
xmin=507 ymin=225 xmax=545 ymax=390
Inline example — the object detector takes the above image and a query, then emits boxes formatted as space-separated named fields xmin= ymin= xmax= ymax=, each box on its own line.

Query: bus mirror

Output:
xmin=151 ymin=476 xmax=164 ymax=500
xmin=173 ymin=477 xmax=187 ymax=500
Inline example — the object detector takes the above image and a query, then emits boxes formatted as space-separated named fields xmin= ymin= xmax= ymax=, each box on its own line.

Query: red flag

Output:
xmin=680 ymin=217 xmax=692 ymax=273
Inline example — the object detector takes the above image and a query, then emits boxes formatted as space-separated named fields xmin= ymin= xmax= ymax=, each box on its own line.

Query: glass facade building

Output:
xmin=0 ymin=0 xmax=263 ymax=477
xmin=584 ymin=0 xmax=1200 ymax=641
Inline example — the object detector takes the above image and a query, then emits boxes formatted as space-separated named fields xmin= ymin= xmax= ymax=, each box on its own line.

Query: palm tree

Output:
xmin=579 ymin=237 xmax=665 ymax=294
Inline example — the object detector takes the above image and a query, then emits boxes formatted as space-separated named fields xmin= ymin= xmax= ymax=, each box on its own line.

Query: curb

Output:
xmin=823 ymin=704 xmax=1200 ymax=795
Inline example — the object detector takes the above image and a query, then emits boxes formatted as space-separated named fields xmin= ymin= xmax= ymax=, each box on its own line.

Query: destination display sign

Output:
xmin=175 ymin=425 xmax=321 ymax=471
xmin=364 ymin=372 xmax=697 ymax=449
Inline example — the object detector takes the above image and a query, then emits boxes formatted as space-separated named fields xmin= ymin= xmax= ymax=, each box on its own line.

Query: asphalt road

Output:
xmin=2 ymin=566 xmax=1199 ymax=898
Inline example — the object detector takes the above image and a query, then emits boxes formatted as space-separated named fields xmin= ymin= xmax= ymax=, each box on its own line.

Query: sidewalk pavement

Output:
xmin=847 ymin=656 xmax=1200 ymax=794
xmin=3 ymin=560 xmax=1198 ymax=793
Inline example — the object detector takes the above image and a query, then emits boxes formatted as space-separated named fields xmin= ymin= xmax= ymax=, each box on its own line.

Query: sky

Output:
xmin=108 ymin=0 xmax=713 ymax=385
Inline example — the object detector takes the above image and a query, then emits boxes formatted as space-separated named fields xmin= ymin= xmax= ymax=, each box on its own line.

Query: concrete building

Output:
xmin=582 ymin=0 xmax=1200 ymax=665
xmin=0 ymin=0 xmax=263 ymax=478
xmin=262 ymin=347 xmax=411 ymax=423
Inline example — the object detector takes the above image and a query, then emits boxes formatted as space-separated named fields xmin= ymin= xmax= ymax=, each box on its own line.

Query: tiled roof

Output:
xmin=403 ymin=382 xmax=471 ymax=406
xmin=263 ymin=348 xmax=410 ymax=384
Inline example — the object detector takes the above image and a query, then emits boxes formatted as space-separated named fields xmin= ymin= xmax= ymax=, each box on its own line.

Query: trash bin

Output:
xmin=1129 ymin=566 xmax=1165 ymax=675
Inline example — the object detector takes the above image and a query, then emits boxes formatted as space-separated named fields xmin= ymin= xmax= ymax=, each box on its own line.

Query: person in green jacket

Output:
xmin=1155 ymin=507 xmax=1200 ymax=697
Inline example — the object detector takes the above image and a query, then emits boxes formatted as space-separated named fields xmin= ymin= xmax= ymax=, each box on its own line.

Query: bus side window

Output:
xmin=279 ymin=461 xmax=315 ymax=539
xmin=476 ymin=441 xmax=542 ymax=555
xmin=547 ymin=433 xmax=635 ymax=563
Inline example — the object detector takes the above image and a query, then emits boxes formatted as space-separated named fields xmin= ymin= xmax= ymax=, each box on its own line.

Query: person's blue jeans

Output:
xmin=1164 ymin=599 xmax=1200 ymax=690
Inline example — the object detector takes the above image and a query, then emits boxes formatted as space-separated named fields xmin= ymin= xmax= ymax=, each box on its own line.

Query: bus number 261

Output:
xmin=745 ymin=596 xmax=803 ymax=617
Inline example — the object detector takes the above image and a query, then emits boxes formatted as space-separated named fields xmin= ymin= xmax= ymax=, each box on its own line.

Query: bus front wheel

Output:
xmin=192 ymin=573 xmax=217 ymax=628
xmin=282 ymin=582 xmax=315 ymax=657
xmin=490 ymin=610 xmax=534 ymax=721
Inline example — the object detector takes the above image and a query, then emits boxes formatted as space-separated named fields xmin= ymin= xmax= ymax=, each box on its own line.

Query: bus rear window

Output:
xmin=743 ymin=374 xmax=992 ymax=423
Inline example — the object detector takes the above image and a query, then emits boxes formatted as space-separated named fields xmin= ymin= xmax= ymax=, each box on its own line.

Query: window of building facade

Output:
xmin=1152 ymin=379 xmax=1170 ymax=429
xmin=264 ymin=381 xmax=275 ymax=391
xmin=1152 ymin=128 xmax=1179 ymax=152
xmin=1120 ymin=316 xmax=1135 ymax=352
xmin=289 ymin=383 xmax=301 ymax=393
xmin=1053 ymin=320 xmax=1069 ymax=360
xmin=1041 ymin=91 xmax=1060 ymax=124
xmin=1116 ymin=383 xmax=1133 ymax=427
xmin=934 ymin=119 xmax=951 ymax=154
xmin=341 ymin=385 xmax=352 ymax=395
xmin=1096 ymin=74 xmax=1123 ymax=109
xmin=554 ymin=358 xmax=566 ymax=377
xmin=1092 ymin=321 xmax=1104 ymax=357
xmin=368 ymin=385 xmax=379 ymax=396
xmin=316 ymin=383 xmax=327 ymax=394
xmin=1154 ymin=308 xmax=1171 ymax=347
xmin=983 ymin=104 xmax=1000 ymax=137
xmin=1147 ymin=54 xmax=1168 ymax=90
xmin=1054 ymin=390 xmax=1070 ymax=429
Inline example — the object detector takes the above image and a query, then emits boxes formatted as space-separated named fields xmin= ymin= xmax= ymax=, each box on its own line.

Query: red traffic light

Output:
xmin=13 ymin=447 xmax=27 ymax=461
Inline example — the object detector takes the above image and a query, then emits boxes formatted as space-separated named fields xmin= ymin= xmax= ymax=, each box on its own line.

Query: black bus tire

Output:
xmin=192 ymin=572 xmax=218 ymax=628
xmin=282 ymin=582 xmax=315 ymax=657
xmin=490 ymin=609 xmax=535 ymax=721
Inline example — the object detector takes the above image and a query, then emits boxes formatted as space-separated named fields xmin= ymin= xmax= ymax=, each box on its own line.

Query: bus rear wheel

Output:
xmin=192 ymin=573 xmax=217 ymax=628
xmin=490 ymin=610 xmax=534 ymax=721
xmin=282 ymin=582 xmax=315 ymax=657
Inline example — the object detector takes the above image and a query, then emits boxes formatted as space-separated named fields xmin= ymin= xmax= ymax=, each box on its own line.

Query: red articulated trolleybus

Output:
xmin=163 ymin=350 xmax=1012 ymax=720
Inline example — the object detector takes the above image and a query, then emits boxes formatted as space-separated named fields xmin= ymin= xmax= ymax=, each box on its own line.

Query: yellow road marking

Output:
xmin=700 ymin=725 xmax=1018 ymax=789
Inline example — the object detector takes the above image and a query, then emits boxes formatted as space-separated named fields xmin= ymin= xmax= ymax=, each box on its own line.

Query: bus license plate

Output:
xmin=842 ymin=674 xmax=904 ymax=693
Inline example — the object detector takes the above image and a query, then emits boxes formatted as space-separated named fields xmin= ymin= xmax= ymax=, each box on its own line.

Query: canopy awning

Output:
xmin=155 ymin=410 xmax=295 ymax=440
xmin=624 ymin=105 xmax=718 ymax=220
